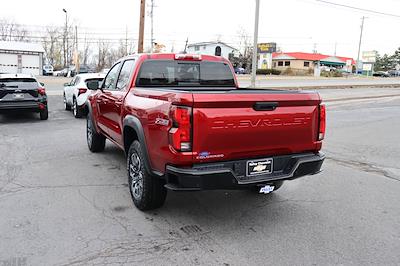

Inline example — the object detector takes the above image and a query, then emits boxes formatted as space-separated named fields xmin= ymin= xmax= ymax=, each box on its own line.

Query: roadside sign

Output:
xmin=362 ymin=51 xmax=377 ymax=63
xmin=362 ymin=63 xmax=372 ymax=71
xmin=257 ymin=43 xmax=277 ymax=54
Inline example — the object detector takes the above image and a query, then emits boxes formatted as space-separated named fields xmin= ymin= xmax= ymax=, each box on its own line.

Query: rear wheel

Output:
xmin=86 ymin=114 xmax=105 ymax=152
xmin=249 ymin=181 xmax=284 ymax=193
xmin=39 ymin=106 xmax=48 ymax=120
xmin=72 ymin=98 xmax=83 ymax=118
xmin=128 ymin=141 xmax=167 ymax=211
xmin=64 ymin=93 xmax=71 ymax=111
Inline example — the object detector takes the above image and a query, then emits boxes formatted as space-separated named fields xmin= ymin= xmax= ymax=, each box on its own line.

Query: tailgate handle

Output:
xmin=253 ymin=102 xmax=278 ymax=111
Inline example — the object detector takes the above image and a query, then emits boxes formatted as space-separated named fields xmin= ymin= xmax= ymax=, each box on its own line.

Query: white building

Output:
xmin=186 ymin=41 xmax=239 ymax=59
xmin=0 ymin=41 xmax=45 ymax=76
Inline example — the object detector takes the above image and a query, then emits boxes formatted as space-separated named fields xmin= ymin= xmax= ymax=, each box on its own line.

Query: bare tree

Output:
xmin=42 ymin=26 xmax=64 ymax=68
xmin=0 ymin=19 xmax=29 ymax=41
xmin=96 ymin=40 xmax=110 ymax=71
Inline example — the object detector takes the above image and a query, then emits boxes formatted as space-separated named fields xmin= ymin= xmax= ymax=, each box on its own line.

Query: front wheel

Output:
xmin=128 ymin=141 xmax=167 ymax=211
xmin=86 ymin=114 xmax=105 ymax=152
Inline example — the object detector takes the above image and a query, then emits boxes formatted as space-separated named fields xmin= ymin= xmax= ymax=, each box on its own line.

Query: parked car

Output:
xmin=85 ymin=53 xmax=326 ymax=211
xmin=373 ymin=71 xmax=390 ymax=77
xmin=78 ymin=65 xmax=89 ymax=74
xmin=53 ymin=68 xmax=69 ymax=77
xmin=43 ymin=65 xmax=54 ymax=76
xmin=234 ymin=67 xmax=245 ymax=74
xmin=63 ymin=73 xmax=105 ymax=118
xmin=388 ymin=70 xmax=400 ymax=77
xmin=0 ymin=73 xmax=48 ymax=120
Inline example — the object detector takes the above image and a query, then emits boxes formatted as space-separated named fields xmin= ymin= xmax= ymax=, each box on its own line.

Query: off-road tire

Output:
xmin=86 ymin=114 xmax=105 ymax=152
xmin=128 ymin=140 xmax=167 ymax=211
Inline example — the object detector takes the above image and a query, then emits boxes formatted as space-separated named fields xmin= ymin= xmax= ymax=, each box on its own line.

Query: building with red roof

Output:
xmin=271 ymin=52 xmax=355 ymax=73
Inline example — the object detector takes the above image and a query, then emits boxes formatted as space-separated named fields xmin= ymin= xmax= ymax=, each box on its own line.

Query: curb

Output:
xmin=324 ymin=94 xmax=400 ymax=103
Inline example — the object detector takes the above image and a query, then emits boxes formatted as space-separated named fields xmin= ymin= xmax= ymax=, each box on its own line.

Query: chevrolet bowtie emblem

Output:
xmin=253 ymin=164 xmax=267 ymax=172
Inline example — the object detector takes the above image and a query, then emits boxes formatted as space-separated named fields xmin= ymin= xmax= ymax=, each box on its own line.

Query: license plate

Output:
xmin=13 ymin=93 xmax=24 ymax=99
xmin=246 ymin=158 xmax=273 ymax=176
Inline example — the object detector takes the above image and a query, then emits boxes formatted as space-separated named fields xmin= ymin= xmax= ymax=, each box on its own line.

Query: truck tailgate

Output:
xmin=192 ymin=90 xmax=321 ymax=162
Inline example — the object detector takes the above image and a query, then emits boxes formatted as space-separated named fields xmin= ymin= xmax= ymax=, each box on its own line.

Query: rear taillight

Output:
xmin=78 ymin=88 xmax=87 ymax=96
xmin=169 ymin=105 xmax=192 ymax=152
xmin=38 ymin=88 xmax=46 ymax=96
xmin=318 ymin=104 xmax=326 ymax=141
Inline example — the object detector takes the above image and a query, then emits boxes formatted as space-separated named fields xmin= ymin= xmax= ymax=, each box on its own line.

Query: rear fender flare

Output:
xmin=123 ymin=115 xmax=162 ymax=177
xmin=85 ymin=100 xmax=101 ymax=134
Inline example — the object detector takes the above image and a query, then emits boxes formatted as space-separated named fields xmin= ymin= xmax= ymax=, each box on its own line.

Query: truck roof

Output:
xmin=120 ymin=53 xmax=228 ymax=63
xmin=0 ymin=73 xmax=36 ymax=80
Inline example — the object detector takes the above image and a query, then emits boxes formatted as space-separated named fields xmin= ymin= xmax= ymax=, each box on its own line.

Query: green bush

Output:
xmin=256 ymin=69 xmax=281 ymax=75
xmin=320 ymin=70 xmax=343 ymax=77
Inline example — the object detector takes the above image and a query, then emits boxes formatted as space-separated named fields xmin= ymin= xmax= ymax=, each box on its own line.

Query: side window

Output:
xmin=103 ymin=63 xmax=121 ymax=90
xmin=116 ymin=60 xmax=135 ymax=90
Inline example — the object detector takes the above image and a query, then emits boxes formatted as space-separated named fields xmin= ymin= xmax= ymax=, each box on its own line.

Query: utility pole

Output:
xmin=75 ymin=25 xmax=79 ymax=72
xmin=334 ymin=42 xmax=337 ymax=56
xmin=150 ymin=0 xmax=154 ymax=52
xmin=356 ymin=16 xmax=365 ymax=75
xmin=125 ymin=25 xmax=128 ymax=55
xmin=138 ymin=0 xmax=146 ymax=53
xmin=63 ymin=8 xmax=68 ymax=67
xmin=251 ymin=0 xmax=260 ymax=88
xmin=183 ymin=37 xmax=188 ymax=53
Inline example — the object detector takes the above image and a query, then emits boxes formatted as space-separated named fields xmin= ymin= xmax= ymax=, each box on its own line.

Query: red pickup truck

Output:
xmin=86 ymin=53 xmax=325 ymax=210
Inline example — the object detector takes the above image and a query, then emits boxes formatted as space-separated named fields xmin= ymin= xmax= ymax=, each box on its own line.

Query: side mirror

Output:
xmin=87 ymin=80 xmax=99 ymax=90
xmin=63 ymin=82 xmax=70 ymax=87
xmin=40 ymin=82 xmax=45 ymax=87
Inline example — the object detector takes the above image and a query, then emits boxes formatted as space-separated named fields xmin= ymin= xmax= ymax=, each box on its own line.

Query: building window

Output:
xmin=304 ymin=61 xmax=310 ymax=67
xmin=278 ymin=61 xmax=283 ymax=66
xmin=285 ymin=61 xmax=290 ymax=66
xmin=215 ymin=46 xmax=222 ymax=56
xmin=203 ymin=46 xmax=206 ymax=50
xmin=194 ymin=46 xmax=200 ymax=51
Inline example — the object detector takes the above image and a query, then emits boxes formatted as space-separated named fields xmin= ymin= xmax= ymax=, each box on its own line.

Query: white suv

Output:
xmin=63 ymin=73 xmax=105 ymax=118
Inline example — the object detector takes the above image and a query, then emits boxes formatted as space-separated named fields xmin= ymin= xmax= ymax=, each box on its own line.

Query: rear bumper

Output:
xmin=0 ymin=100 xmax=46 ymax=111
xmin=165 ymin=152 xmax=325 ymax=191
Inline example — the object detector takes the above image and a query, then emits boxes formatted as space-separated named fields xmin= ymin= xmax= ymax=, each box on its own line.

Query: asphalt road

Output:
xmin=0 ymin=94 xmax=399 ymax=265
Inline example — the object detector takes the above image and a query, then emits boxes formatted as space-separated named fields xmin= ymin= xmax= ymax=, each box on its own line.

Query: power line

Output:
xmin=315 ymin=0 xmax=400 ymax=18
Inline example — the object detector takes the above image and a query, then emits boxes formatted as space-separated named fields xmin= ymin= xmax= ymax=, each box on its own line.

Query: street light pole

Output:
xmin=63 ymin=9 xmax=68 ymax=67
xmin=251 ymin=0 xmax=260 ymax=88
xmin=356 ymin=16 xmax=365 ymax=75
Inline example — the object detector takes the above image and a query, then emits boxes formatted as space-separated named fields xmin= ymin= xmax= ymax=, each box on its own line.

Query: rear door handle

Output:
xmin=253 ymin=102 xmax=279 ymax=111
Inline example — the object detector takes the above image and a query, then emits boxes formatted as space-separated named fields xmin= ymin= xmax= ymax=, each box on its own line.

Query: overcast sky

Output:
xmin=1 ymin=0 xmax=400 ymax=58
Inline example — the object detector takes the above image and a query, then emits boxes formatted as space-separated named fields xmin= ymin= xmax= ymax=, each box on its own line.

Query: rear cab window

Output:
xmin=0 ymin=78 xmax=38 ymax=89
xmin=136 ymin=60 xmax=235 ymax=89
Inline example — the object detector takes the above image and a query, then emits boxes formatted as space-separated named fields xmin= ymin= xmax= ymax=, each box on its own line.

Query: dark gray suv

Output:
xmin=0 ymin=74 xmax=48 ymax=120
